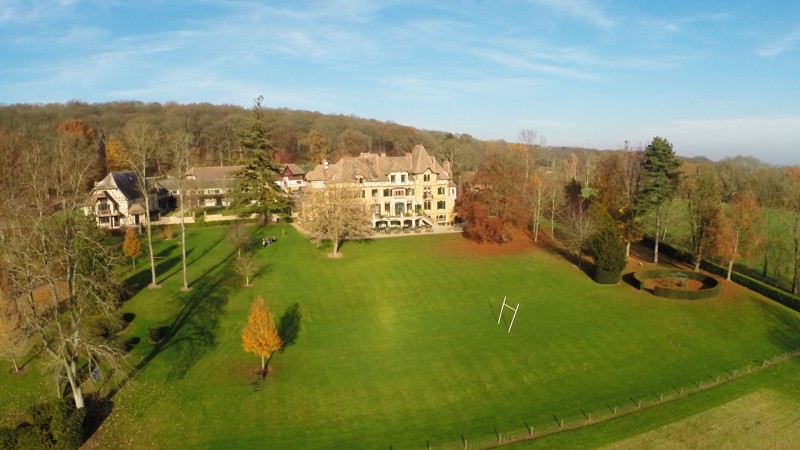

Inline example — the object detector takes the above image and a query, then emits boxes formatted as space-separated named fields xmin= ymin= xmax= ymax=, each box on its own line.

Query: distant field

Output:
xmin=2 ymin=224 xmax=800 ymax=449
xmin=603 ymin=388 xmax=800 ymax=449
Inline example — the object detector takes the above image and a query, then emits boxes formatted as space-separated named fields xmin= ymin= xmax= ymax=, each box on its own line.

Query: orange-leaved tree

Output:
xmin=713 ymin=188 xmax=763 ymax=281
xmin=242 ymin=296 xmax=282 ymax=375
xmin=122 ymin=227 xmax=142 ymax=269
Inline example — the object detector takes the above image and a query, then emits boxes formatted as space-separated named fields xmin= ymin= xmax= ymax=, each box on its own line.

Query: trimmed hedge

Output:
xmin=594 ymin=269 xmax=621 ymax=285
xmin=634 ymin=269 xmax=721 ymax=300
xmin=641 ymin=237 xmax=800 ymax=312
xmin=701 ymin=260 xmax=800 ymax=311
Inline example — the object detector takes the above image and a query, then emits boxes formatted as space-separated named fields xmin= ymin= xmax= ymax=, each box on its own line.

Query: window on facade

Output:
xmin=361 ymin=190 xmax=366 ymax=198
xmin=401 ymin=174 xmax=406 ymax=183
xmin=406 ymin=188 xmax=414 ymax=196
xmin=372 ymin=189 xmax=378 ymax=197
xmin=423 ymin=173 xmax=431 ymax=182
xmin=390 ymin=174 xmax=396 ymax=183
xmin=384 ymin=202 xmax=390 ymax=212
xmin=438 ymin=187 xmax=445 ymax=195
xmin=424 ymin=200 xmax=431 ymax=210
xmin=371 ymin=205 xmax=380 ymax=215
xmin=393 ymin=189 xmax=405 ymax=197
xmin=383 ymin=188 xmax=391 ymax=197
xmin=437 ymin=200 xmax=446 ymax=210
xmin=406 ymin=202 xmax=412 ymax=211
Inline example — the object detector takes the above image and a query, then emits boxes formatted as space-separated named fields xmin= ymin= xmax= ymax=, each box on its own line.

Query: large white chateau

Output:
xmin=304 ymin=145 xmax=457 ymax=228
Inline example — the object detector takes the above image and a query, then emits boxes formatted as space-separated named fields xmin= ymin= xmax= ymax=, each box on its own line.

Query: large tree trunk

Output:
xmin=180 ymin=194 xmax=190 ymax=291
xmin=727 ymin=236 xmax=739 ymax=281
xmin=625 ymin=241 xmax=631 ymax=259
xmin=65 ymin=359 xmax=85 ymax=409
xmin=144 ymin=196 xmax=159 ymax=288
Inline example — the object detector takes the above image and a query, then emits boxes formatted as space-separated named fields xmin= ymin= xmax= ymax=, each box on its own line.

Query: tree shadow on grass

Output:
xmin=751 ymin=297 xmax=800 ymax=351
xmin=278 ymin=303 xmax=302 ymax=350
xmin=130 ymin=249 xmax=237 ymax=381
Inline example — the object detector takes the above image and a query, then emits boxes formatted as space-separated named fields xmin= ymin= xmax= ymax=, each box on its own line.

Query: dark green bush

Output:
xmin=588 ymin=207 xmax=626 ymax=285
xmin=149 ymin=325 xmax=170 ymax=343
xmin=0 ymin=426 xmax=19 ymax=449
xmin=12 ymin=399 xmax=86 ymax=450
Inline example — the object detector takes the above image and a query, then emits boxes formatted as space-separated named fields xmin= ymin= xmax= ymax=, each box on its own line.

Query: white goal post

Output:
xmin=497 ymin=296 xmax=520 ymax=333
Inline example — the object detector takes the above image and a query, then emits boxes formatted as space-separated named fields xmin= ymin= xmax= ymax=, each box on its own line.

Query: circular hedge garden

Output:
xmin=633 ymin=269 xmax=721 ymax=300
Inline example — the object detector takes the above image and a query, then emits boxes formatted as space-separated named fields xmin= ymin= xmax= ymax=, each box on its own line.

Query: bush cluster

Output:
xmin=0 ymin=399 xmax=85 ymax=449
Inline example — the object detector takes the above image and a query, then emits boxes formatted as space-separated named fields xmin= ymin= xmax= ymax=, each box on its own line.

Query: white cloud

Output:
xmin=757 ymin=27 xmax=800 ymax=57
xmin=527 ymin=0 xmax=616 ymax=28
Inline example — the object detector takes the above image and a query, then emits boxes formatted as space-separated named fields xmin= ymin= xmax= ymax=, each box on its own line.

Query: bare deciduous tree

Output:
xmin=298 ymin=185 xmax=372 ymax=257
xmin=123 ymin=120 xmax=163 ymax=288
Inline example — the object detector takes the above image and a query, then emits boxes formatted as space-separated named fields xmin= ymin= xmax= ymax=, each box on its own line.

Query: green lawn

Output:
xmin=2 ymin=224 xmax=800 ymax=449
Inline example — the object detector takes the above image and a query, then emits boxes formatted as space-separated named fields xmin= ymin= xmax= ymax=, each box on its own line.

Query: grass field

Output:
xmin=2 ymin=224 xmax=800 ymax=449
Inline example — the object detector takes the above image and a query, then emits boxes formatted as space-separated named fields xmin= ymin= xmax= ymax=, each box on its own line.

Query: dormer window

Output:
xmin=355 ymin=175 xmax=365 ymax=184
xmin=423 ymin=173 xmax=431 ymax=182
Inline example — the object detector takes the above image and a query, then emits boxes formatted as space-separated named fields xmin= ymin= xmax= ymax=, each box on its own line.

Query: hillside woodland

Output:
xmin=0 ymin=101 xmax=798 ymax=291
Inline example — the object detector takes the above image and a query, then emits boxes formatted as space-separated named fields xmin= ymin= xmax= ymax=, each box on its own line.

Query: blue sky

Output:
xmin=2 ymin=0 xmax=799 ymax=164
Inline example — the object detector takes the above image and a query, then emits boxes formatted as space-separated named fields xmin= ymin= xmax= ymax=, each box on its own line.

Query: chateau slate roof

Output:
xmin=305 ymin=145 xmax=451 ymax=183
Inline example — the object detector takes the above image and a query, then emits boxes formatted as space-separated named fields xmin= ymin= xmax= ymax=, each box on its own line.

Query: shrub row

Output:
xmin=640 ymin=237 xmax=800 ymax=312
xmin=700 ymin=260 xmax=800 ymax=312
xmin=633 ymin=269 xmax=721 ymax=300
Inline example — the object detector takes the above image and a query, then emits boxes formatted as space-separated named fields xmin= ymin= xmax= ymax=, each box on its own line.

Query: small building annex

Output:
xmin=85 ymin=171 xmax=169 ymax=230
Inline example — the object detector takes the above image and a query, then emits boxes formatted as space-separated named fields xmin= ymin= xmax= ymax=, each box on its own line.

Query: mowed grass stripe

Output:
xmin=64 ymin=226 xmax=800 ymax=448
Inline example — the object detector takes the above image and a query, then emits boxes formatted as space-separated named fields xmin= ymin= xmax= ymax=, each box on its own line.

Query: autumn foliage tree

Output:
xmin=683 ymin=164 xmax=721 ymax=272
xmin=122 ymin=228 xmax=142 ymax=269
xmin=242 ymin=296 xmax=282 ymax=375
xmin=104 ymin=136 xmax=129 ymax=172
xmin=459 ymin=147 xmax=527 ymax=243
xmin=713 ymin=188 xmax=763 ymax=280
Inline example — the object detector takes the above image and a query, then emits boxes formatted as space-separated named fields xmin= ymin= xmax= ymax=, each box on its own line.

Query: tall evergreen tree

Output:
xmin=234 ymin=96 xmax=288 ymax=224
xmin=637 ymin=137 xmax=681 ymax=264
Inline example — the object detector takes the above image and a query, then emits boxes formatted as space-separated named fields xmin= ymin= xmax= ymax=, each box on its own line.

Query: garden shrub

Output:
xmin=149 ymin=325 xmax=170 ymax=343
xmin=8 ymin=399 xmax=86 ymax=450
xmin=588 ymin=207 xmax=626 ymax=284
xmin=0 ymin=426 xmax=19 ymax=449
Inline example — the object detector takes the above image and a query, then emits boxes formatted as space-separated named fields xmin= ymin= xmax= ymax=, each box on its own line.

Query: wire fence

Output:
xmin=391 ymin=350 xmax=798 ymax=450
